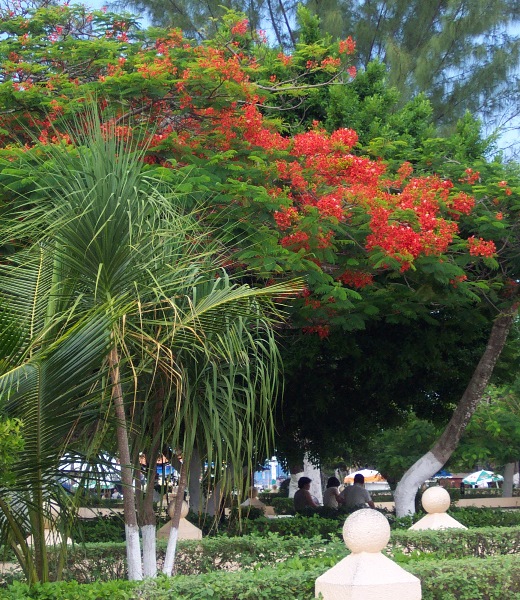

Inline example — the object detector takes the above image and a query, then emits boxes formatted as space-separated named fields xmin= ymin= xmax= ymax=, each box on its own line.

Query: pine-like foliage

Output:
xmin=305 ymin=0 xmax=520 ymax=130
xmin=122 ymin=0 xmax=520 ymax=136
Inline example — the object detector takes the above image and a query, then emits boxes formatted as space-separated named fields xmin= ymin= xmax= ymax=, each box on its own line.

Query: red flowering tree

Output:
xmin=1 ymin=5 xmax=519 ymax=517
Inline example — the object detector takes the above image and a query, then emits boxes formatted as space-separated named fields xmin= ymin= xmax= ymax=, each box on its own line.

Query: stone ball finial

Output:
xmin=342 ymin=508 xmax=390 ymax=554
xmin=421 ymin=486 xmax=450 ymax=514
xmin=168 ymin=499 xmax=189 ymax=520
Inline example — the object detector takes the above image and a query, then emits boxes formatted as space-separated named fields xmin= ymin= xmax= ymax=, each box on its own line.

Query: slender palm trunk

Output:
xmin=162 ymin=460 xmax=187 ymax=576
xmin=140 ymin=392 xmax=164 ymax=578
xmin=394 ymin=309 xmax=517 ymax=516
xmin=188 ymin=449 xmax=202 ymax=515
xmin=109 ymin=345 xmax=143 ymax=580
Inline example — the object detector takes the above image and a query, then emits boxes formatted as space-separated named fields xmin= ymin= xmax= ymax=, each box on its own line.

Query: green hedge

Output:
xmin=223 ymin=508 xmax=520 ymax=540
xmin=4 ymin=524 xmax=520 ymax=588
xmin=0 ymin=536 xmax=344 ymax=586
xmin=408 ymin=555 xmax=520 ymax=600
xmin=5 ymin=554 xmax=520 ymax=599
xmin=67 ymin=505 xmax=520 ymax=546
xmin=388 ymin=526 xmax=520 ymax=559
xmin=226 ymin=514 xmax=342 ymax=539
xmin=449 ymin=506 xmax=520 ymax=528
xmin=270 ymin=497 xmax=295 ymax=515
xmin=71 ymin=515 xmax=125 ymax=544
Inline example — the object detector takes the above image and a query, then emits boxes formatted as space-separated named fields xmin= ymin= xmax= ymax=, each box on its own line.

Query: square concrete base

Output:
xmin=157 ymin=518 xmax=202 ymax=540
xmin=315 ymin=552 xmax=421 ymax=600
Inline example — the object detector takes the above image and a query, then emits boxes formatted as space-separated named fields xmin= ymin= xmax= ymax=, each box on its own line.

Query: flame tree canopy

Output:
xmin=0 ymin=5 xmax=519 ymax=462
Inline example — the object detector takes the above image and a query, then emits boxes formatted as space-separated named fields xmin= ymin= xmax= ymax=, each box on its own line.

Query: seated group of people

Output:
xmin=293 ymin=473 xmax=375 ymax=511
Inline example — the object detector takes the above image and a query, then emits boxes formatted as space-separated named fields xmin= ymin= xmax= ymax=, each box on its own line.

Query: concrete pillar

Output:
xmin=315 ymin=509 xmax=421 ymax=599
xmin=409 ymin=486 xmax=466 ymax=531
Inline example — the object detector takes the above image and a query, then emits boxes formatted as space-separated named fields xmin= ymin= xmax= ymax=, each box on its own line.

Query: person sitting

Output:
xmin=111 ymin=488 xmax=122 ymax=500
xmin=293 ymin=476 xmax=319 ymax=512
xmin=322 ymin=476 xmax=345 ymax=509
xmin=340 ymin=473 xmax=375 ymax=509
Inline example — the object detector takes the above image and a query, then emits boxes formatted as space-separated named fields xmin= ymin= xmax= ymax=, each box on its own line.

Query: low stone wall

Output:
xmin=78 ymin=506 xmax=124 ymax=519
xmin=457 ymin=497 xmax=520 ymax=508
xmin=375 ymin=497 xmax=520 ymax=511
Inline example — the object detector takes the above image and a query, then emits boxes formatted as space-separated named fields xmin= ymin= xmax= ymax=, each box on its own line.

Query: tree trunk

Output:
xmin=188 ymin=449 xmax=202 ymax=514
xmin=139 ymin=390 xmax=164 ymax=578
xmin=205 ymin=478 xmax=224 ymax=517
xmin=266 ymin=0 xmax=283 ymax=47
xmin=394 ymin=309 xmax=516 ymax=516
xmin=109 ymin=345 xmax=143 ymax=580
xmin=303 ymin=454 xmax=323 ymax=504
xmin=503 ymin=462 xmax=515 ymax=498
xmin=162 ymin=459 xmax=187 ymax=576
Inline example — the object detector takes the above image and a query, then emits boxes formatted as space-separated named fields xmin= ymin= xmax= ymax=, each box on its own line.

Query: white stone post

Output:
xmin=409 ymin=486 xmax=466 ymax=531
xmin=315 ymin=509 xmax=421 ymax=599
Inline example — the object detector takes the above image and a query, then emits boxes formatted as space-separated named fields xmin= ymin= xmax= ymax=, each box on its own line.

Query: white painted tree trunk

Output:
xmin=288 ymin=471 xmax=303 ymax=498
xmin=394 ymin=452 xmax=443 ymax=517
xmin=125 ymin=524 xmax=143 ymax=580
xmin=288 ymin=455 xmax=323 ymax=503
xmin=503 ymin=462 xmax=515 ymax=498
xmin=303 ymin=454 xmax=323 ymax=504
xmin=109 ymin=345 xmax=143 ymax=581
xmin=162 ymin=525 xmax=178 ymax=576
xmin=141 ymin=524 xmax=157 ymax=578
xmin=394 ymin=311 xmax=516 ymax=518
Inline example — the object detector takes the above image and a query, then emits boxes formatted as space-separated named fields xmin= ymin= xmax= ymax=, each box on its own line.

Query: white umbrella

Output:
xmin=462 ymin=470 xmax=503 ymax=486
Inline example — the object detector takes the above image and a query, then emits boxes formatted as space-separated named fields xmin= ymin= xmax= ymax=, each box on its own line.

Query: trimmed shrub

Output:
xmin=9 ymin=524 xmax=520 ymax=585
xmin=71 ymin=514 xmax=125 ymax=544
xmin=4 ymin=554 xmax=520 ymax=599
xmin=12 ymin=535 xmax=344 ymax=584
xmin=271 ymin=497 xmax=295 ymax=515
xmin=2 ymin=579 xmax=137 ymax=599
xmin=225 ymin=515 xmax=342 ymax=539
xmin=409 ymin=555 xmax=520 ymax=600
xmin=388 ymin=526 xmax=520 ymax=559
xmin=449 ymin=506 xmax=520 ymax=528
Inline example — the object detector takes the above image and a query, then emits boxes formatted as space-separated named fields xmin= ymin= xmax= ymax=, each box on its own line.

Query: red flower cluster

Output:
xmin=338 ymin=36 xmax=356 ymax=55
xmin=459 ymin=168 xmax=480 ymax=185
xmin=316 ymin=194 xmax=343 ymax=221
xmin=337 ymin=270 xmax=374 ymax=288
xmin=277 ymin=52 xmax=292 ymax=66
xmin=450 ymin=274 xmax=468 ymax=287
xmin=291 ymin=130 xmax=332 ymax=157
xmin=365 ymin=177 xmax=464 ymax=270
xmin=302 ymin=324 xmax=330 ymax=339
xmin=498 ymin=181 xmax=513 ymax=196
xmin=231 ymin=19 xmax=248 ymax=36
xmin=273 ymin=207 xmax=299 ymax=230
xmin=280 ymin=231 xmax=310 ymax=251
xmin=467 ymin=236 xmax=496 ymax=257
xmin=447 ymin=191 xmax=475 ymax=217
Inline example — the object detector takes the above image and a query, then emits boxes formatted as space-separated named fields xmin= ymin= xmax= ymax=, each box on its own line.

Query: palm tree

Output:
xmin=0 ymin=248 xmax=113 ymax=582
xmin=0 ymin=106 xmax=299 ymax=579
